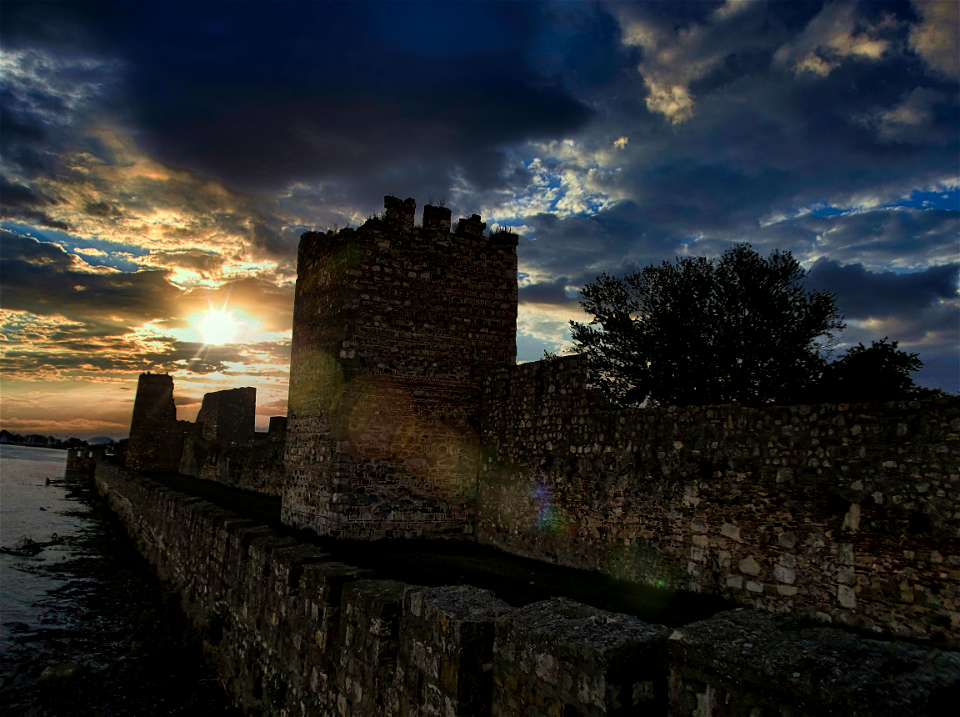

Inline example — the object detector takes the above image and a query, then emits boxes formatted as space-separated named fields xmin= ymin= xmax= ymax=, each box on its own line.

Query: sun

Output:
xmin=198 ymin=310 xmax=239 ymax=345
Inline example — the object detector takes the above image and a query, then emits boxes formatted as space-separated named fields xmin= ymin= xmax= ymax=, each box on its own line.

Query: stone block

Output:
xmin=338 ymin=579 xmax=417 ymax=716
xmin=667 ymin=609 xmax=960 ymax=716
xmin=491 ymin=597 xmax=669 ymax=716
xmin=399 ymin=585 xmax=512 ymax=717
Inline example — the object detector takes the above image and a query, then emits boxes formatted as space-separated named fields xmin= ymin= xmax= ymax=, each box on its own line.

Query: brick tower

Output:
xmin=126 ymin=372 xmax=183 ymax=472
xmin=283 ymin=196 xmax=518 ymax=539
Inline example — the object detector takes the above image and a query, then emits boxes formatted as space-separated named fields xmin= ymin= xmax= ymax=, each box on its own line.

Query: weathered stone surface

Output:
xmin=477 ymin=355 xmax=960 ymax=645
xmin=283 ymin=197 xmax=519 ymax=541
xmin=398 ymin=585 xmax=511 ymax=717
xmin=338 ymin=580 xmax=413 ymax=716
xmin=667 ymin=609 xmax=960 ymax=716
xmin=491 ymin=597 xmax=670 ymax=716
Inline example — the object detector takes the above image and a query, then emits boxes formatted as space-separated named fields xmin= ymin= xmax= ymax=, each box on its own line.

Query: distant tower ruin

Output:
xmin=195 ymin=387 xmax=257 ymax=443
xmin=126 ymin=372 xmax=183 ymax=472
xmin=284 ymin=196 xmax=519 ymax=539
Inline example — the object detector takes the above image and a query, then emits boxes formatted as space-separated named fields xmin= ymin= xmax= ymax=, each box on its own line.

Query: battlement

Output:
xmin=422 ymin=203 xmax=451 ymax=232
xmin=383 ymin=195 xmax=416 ymax=231
xmin=297 ymin=196 xmax=518 ymax=274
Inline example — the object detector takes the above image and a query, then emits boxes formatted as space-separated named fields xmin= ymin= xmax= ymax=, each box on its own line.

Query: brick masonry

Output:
xmin=94 ymin=462 xmax=960 ymax=716
xmin=477 ymin=354 xmax=960 ymax=646
xmin=282 ymin=196 xmax=518 ymax=540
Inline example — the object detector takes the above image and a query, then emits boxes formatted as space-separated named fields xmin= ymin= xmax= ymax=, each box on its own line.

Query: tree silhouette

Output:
xmin=816 ymin=337 xmax=924 ymax=403
xmin=570 ymin=244 xmax=845 ymax=407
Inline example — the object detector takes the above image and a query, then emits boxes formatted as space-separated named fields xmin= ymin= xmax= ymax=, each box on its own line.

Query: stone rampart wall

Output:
xmin=66 ymin=446 xmax=107 ymax=472
xmin=96 ymin=462 xmax=960 ymax=717
xmin=478 ymin=355 xmax=960 ymax=646
xmin=179 ymin=432 xmax=286 ymax=496
xmin=94 ymin=462 xmax=959 ymax=716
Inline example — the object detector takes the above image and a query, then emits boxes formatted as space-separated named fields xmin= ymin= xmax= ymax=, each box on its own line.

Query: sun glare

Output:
xmin=198 ymin=310 xmax=239 ymax=345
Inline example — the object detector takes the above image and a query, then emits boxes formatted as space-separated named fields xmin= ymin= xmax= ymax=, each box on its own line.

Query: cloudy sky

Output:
xmin=1 ymin=0 xmax=957 ymax=439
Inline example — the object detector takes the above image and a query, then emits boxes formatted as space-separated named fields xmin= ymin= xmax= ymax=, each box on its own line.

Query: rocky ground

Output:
xmin=0 ymin=472 xmax=237 ymax=716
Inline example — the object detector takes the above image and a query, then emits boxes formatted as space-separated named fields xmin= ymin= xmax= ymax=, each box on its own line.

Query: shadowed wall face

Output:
xmin=477 ymin=355 xmax=960 ymax=646
xmin=283 ymin=196 xmax=519 ymax=540
xmin=196 ymin=387 xmax=257 ymax=443
xmin=125 ymin=372 xmax=183 ymax=472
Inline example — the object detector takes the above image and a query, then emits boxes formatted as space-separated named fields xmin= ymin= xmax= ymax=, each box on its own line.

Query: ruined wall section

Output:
xmin=283 ymin=197 xmax=518 ymax=540
xmin=195 ymin=387 xmax=257 ymax=442
xmin=180 ymin=399 xmax=287 ymax=495
xmin=179 ymin=430 xmax=286 ymax=496
xmin=478 ymin=356 xmax=960 ymax=645
xmin=126 ymin=372 xmax=184 ymax=472
xmin=66 ymin=446 xmax=108 ymax=473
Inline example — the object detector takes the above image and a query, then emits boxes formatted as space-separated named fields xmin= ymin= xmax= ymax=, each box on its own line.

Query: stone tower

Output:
xmin=126 ymin=372 xmax=183 ymax=472
xmin=283 ymin=196 xmax=519 ymax=539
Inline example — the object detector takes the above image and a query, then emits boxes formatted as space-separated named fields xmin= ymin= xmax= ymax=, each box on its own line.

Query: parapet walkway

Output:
xmin=146 ymin=471 xmax=735 ymax=627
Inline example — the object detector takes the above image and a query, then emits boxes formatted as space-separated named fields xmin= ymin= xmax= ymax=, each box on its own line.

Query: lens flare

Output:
xmin=529 ymin=475 xmax=574 ymax=536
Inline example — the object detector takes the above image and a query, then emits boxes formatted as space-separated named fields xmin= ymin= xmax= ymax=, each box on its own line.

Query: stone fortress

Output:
xmin=109 ymin=196 xmax=960 ymax=716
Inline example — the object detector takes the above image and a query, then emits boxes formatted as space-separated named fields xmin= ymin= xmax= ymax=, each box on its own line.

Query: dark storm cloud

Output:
xmin=0 ymin=177 xmax=69 ymax=230
xmin=584 ymin=1 xmax=958 ymax=236
xmin=805 ymin=259 xmax=959 ymax=319
xmin=147 ymin=250 xmax=224 ymax=276
xmin=0 ymin=1 xmax=594 ymax=199
xmin=0 ymin=231 xmax=182 ymax=321
xmin=747 ymin=207 xmax=960 ymax=268
xmin=519 ymin=276 xmax=579 ymax=308
xmin=1 ymin=1 xmax=957 ymax=402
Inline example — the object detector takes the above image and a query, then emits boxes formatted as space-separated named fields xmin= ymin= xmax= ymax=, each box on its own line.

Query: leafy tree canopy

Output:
xmin=570 ymin=244 xmax=846 ymax=407
xmin=816 ymin=337 xmax=925 ymax=403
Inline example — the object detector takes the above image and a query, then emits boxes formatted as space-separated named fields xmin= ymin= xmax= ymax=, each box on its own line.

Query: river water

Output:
xmin=0 ymin=444 xmax=237 ymax=715
xmin=0 ymin=446 xmax=80 ymax=653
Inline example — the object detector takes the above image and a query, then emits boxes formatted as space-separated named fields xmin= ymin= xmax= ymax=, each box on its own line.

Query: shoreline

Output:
xmin=0 ymin=470 xmax=236 ymax=716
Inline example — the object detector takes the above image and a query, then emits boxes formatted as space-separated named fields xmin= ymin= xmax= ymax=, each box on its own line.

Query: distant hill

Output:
xmin=87 ymin=436 xmax=115 ymax=444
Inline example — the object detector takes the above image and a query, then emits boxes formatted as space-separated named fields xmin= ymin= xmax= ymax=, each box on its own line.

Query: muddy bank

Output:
xmin=0 ymin=471 xmax=237 ymax=716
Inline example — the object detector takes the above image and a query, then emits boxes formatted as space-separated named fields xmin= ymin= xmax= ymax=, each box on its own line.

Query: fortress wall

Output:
xmin=478 ymin=355 xmax=960 ymax=645
xmin=283 ymin=199 xmax=518 ymax=540
xmin=66 ymin=446 xmax=106 ymax=472
xmin=94 ymin=462 xmax=959 ymax=716
xmin=180 ymin=431 xmax=287 ymax=496
xmin=284 ymin=376 xmax=483 ymax=539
